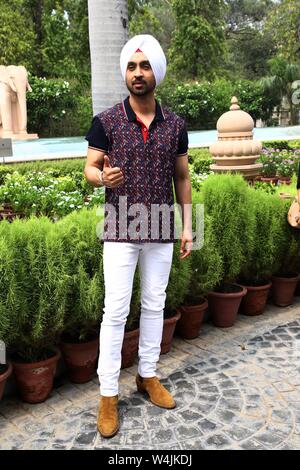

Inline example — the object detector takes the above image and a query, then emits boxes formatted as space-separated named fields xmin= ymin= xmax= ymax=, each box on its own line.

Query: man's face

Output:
xmin=126 ymin=51 xmax=156 ymax=96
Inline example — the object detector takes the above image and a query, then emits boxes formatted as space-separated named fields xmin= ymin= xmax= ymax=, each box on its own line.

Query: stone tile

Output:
xmin=205 ymin=433 xmax=232 ymax=449
xmin=1 ymin=300 xmax=300 ymax=450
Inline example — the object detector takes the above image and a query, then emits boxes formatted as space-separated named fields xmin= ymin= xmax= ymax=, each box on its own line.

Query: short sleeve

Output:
xmin=85 ymin=116 xmax=109 ymax=152
xmin=177 ymin=123 xmax=188 ymax=156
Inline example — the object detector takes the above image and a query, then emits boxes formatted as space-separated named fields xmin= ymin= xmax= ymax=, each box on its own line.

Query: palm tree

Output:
xmin=88 ymin=0 xmax=129 ymax=114
xmin=260 ymin=55 xmax=300 ymax=125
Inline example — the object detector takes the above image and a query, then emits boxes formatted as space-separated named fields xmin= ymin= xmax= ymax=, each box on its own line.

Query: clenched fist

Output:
xmin=102 ymin=155 xmax=124 ymax=188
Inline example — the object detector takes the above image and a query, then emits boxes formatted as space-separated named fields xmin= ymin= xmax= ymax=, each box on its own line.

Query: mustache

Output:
xmin=132 ymin=80 xmax=146 ymax=85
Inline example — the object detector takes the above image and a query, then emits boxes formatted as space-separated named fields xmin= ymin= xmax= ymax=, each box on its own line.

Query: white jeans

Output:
xmin=98 ymin=242 xmax=174 ymax=396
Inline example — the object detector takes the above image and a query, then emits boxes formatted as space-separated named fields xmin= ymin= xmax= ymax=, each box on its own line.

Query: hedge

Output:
xmin=1 ymin=175 xmax=299 ymax=362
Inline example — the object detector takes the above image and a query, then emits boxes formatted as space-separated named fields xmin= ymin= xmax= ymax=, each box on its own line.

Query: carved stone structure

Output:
xmin=0 ymin=65 xmax=38 ymax=140
xmin=209 ymin=97 xmax=262 ymax=180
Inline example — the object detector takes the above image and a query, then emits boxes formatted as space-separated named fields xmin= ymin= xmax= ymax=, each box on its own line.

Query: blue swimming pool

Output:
xmin=11 ymin=125 xmax=300 ymax=160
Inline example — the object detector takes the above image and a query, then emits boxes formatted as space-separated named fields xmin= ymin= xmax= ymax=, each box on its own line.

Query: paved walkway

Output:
xmin=1 ymin=300 xmax=300 ymax=450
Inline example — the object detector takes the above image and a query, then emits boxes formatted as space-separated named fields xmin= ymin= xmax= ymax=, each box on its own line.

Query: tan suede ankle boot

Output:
xmin=97 ymin=395 xmax=119 ymax=438
xmin=136 ymin=374 xmax=176 ymax=409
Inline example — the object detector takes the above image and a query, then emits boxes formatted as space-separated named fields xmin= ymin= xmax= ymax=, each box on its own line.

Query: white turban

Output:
xmin=120 ymin=34 xmax=167 ymax=87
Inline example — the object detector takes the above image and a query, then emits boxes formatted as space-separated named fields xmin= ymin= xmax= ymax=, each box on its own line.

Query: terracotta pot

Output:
xmin=295 ymin=278 xmax=300 ymax=296
xmin=60 ymin=337 xmax=99 ymax=383
xmin=121 ymin=328 xmax=139 ymax=369
xmin=271 ymin=274 xmax=299 ymax=307
xmin=208 ymin=284 xmax=247 ymax=328
xmin=278 ymin=177 xmax=292 ymax=185
xmin=239 ymin=282 xmax=272 ymax=316
xmin=0 ymin=362 xmax=12 ymax=401
xmin=176 ymin=300 xmax=208 ymax=339
xmin=0 ymin=209 xmax=25 ymax=222
xmin=12 ymin=349 xmax=60 ymax=404
xmin=260 ymin=177 xmax=278 ymax=184
xmin=161 ymin=311 xmax=181 ymax=355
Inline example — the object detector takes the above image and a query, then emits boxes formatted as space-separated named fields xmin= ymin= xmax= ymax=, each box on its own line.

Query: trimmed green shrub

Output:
xmin=183 ymin=190 xmax=223 ymax=304
xmin=262 ymin=140 xmax=300 ymax=151
xmin=0 ymin=216 xmax=69 ymax=361
xmin=165 ymin=242 xmax=192 ymax=316
xmin=200 ymin=174 xmax=255 ymax=286
xmin=57 ymin=208 xmax=104 ymax=341
xmin=0 ymin=159 xmax=86 ymax=185
xmin=238 ymin=189 xmax=282 ymax=284
xmin=270 ymin=198 xmax=300 ymax=276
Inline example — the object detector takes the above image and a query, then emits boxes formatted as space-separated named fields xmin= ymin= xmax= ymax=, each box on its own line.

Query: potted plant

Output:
xmin=0 ymin=217 xmax=65 ymax=403
xmin=276 ymin=159 xmax=294 ymax=185
xmin=270 ymin=200 xmax=300 ymax=306
xmin=162 ymin=242 xmax=192 ymax=353
xmin=260 ymin=154 xmax=278 ymax=184
xmin=58 ymin=209 xmax=103 ymax=383
xmin=176 ymin=209 xmax=223 ymax=338
xmin=238 ymin=189 xmax=279 ymax=315
xmin=201 ymin=174 xmax=251 ymax=327
xmin=0 ymin=362 xmax=12 ymax=401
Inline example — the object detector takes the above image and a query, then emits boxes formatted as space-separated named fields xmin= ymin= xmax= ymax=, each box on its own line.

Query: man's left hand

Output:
xmin=179 ymin=230 xmax=193 ymax=260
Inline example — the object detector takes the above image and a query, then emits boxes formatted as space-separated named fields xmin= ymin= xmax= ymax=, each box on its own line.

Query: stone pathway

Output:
xmin=1 ymin=300 xmax=300 ymax=450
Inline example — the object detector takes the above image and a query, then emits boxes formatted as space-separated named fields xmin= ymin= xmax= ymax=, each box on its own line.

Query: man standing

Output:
xmin=84 ymin=35 xmax=192 ymax=438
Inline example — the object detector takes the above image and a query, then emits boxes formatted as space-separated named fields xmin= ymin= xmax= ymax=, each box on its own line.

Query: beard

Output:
xmin=126 ymin=79 xmax=156 ymax=96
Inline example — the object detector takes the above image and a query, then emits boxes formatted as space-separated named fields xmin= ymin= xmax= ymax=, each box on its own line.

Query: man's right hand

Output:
xmin=102 ymin=155 xmax=124 ymax=188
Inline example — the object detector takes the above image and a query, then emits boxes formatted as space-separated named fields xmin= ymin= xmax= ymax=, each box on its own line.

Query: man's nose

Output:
xmin=134 ymin=67 xmax=143 ymax=77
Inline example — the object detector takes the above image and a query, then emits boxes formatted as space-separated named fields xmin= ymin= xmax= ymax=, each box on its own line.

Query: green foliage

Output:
xmin=27 ymin=76 xmax=77 ymax=136
xmin=258 ymin=147 xmax=300 ymax=178
xmin=260 ymin=56 xmax=300 ymax=125
xmin=238 ymin=189 xmax=282 ymax=284
xmin=0 ymin=216 xmax=68 ymax=361
xmin=233 ymin=79 xmax=280 ymax=123
xmin=165 ymin=242 xmax=192 ymax=315
xmin=200 ymin=174 xmax=255 ymax=285
xmin=265 ymin=0 xmax=300 ymax=62
xmin=188 ymin=149 xmax=212 ymax=172
xmin=183 ymin=190 xmax=223 ymax=304
xmin=0 ymin=0 xmax=36 ymax=69
xmin=57 ymin=208 xmax=104 ymax=341
xmin=223 ymin=1 xmax=277 ymax=80
xmin=157 ymin=77 xmax=278 ymax=129
xmin=169 ymin=0 xmax=227 ymax=79
xmin=262 ymin=140 xmax=300 ymax=151
xmin=0 ymin=159 xmax=85 ymax=184
xmin=0 ymin=170 xmax=103 ymax=218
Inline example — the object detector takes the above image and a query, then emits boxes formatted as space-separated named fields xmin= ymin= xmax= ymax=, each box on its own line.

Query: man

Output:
xmin=84 ymin=35 xmax=192 ymax=438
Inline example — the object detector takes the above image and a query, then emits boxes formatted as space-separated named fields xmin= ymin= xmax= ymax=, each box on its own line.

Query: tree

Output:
xmin=223 ymin=0 xmax=277 ymax=79
xmin=169 ymin=0 xmax=227 ymax=80
xmin=0 ymin=0 xmax=36 ymax=69
xmin=87 ymin=0 xmax=129 ymax=114
xmin=260 ymin=55 xmax=300 ymax=125
xmin=129 ymin=0 xmax=175 ymax=54
xmin=265 ymin=0 xmax=300 ymax=61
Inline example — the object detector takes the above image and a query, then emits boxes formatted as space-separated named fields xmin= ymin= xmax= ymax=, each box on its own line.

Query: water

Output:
xmin=10 ymin=125 xmax=300 ymax=159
